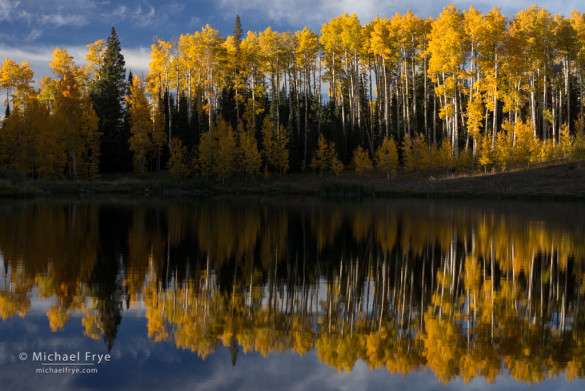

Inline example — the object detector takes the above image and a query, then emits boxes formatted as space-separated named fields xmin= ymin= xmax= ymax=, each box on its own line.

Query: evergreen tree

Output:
xmin=152 ymin=100 xmax=167 ymax=172
xmin=233 ymin=15 xmax=243 ymax=49
xmin=91 ymin=27 xmax=129 ymax=173
xmin=123 ymin=70 xmax=133 ymax=155
xmin=232 ymin=15 xmax=243 ymax=122
xmin=124 ymin=70 xmax=134 ymax=116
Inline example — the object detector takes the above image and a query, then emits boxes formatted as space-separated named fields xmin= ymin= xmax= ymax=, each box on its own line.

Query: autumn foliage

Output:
xmin=2 ymin=200 xmax=585 ymax=384
xmin=3 ymin=6 xmax=585 ymax=179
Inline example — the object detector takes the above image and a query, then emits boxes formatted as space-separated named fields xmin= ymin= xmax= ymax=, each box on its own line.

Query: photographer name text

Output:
xmin=31 ymin=352 xmax=110 ymax=364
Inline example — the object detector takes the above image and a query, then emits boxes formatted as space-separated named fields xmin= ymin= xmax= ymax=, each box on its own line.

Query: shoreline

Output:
xmin=1 ymin=162 xmax=585 ymax=201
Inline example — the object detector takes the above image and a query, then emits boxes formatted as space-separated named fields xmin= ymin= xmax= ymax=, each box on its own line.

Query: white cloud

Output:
xmin=26 ymin=29 xmax=43 ymax=41
xmin=0 ymin=0 xmax=107 ymax=35
xmin=40 ymin=13 xmax=88 ymax=27
xmin=100 ymin=1 xmax=185 ymax=29
xmin=132 ymin=4 xmax=157 ymax=28
xmin=216 ymin=0 xmax=441 ymax=30
xmin=0 ymin=44 xmax=55 ymax=67
xmin=106 ymin=5 xmax=128 ymax=19
xmin=0 ymin=44 xmax=151 ymax=83
xmin=189 ymin=16 xmax=201 ymax=28
xmin=450 ymin=0 xmax=581 ymax=17
xmin=217 ymin=0 xmax=580 ymax=31
xmin=0 ymin=0 xmax=19 ymax=22
xmin=122 ymin=46 xmax=151 ymax=76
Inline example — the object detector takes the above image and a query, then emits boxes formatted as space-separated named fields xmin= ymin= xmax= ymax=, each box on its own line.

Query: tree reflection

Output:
xmin=0 ymin=199 xmax=585 ymax=383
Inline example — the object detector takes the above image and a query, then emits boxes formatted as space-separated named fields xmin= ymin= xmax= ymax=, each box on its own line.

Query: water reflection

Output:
xmin=1 ymin=199 xmax=585 ymax=385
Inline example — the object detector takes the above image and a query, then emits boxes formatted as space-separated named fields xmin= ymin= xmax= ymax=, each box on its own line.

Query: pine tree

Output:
xmin=152 ymin=103 xmax=167 ymax=172
xmin=123 ymin=70 xmax=133 ymax=144
xmin=232 ymin=15 xmax=244 ymax=122
xmin=91 ymin=27 xmax=129 ymax=173
xmin=233 ymin=15 xmax=243 ymax=49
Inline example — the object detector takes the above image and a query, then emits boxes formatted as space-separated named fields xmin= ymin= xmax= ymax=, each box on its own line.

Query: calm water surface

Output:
xmin=1 ymin=197 xmax=585 ymax=390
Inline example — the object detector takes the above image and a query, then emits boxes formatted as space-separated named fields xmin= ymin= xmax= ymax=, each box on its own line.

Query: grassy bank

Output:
xmin=1 ymin=162 xmax=584 ymax=200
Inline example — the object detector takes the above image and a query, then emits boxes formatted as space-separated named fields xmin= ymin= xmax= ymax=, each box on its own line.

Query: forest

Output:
xmin=2 ymin=5 xmax=585 ymax=180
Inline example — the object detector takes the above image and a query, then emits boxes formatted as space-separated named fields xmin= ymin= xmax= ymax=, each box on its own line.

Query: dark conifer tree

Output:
xmin=123 ymin=70 xmax=134 ymax=155
xmin=175 ymin=94 xmax=193 ymax=146
xmin=233 ymin=15 xmax=243 ymax=49
xmin=125 ymin=70 xmax=134 ymax=102
xmin=91 ymin=27 xmax=130 ymax=173
xmin=233 ymin=15 xmax=243 ymax=122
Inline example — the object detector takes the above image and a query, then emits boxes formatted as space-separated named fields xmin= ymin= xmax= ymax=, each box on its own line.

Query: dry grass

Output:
xmin=372 ymin=162 xmax=585 ymax=199
xmin=1 ymin=162 xmax=584 ymax=200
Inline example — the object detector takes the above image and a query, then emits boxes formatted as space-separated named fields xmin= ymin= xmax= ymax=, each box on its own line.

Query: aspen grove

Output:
xmin=2 ymin=5 xmax=585 ymax=179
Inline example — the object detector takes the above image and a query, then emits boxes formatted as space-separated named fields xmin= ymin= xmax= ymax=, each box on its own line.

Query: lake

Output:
xmin=1 ymin=197 xmax=584 ymax=390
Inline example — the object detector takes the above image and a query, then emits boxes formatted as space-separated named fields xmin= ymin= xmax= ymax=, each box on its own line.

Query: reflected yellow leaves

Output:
xmin=1 ymin=200 xmax=585 ymax=384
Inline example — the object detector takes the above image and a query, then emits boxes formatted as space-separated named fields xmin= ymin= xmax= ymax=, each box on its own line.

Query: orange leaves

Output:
xmin=50 ymin=48 xmax=75 ymax=79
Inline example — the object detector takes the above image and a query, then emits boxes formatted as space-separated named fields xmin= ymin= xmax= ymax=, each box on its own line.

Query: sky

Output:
xmin=0 ymin=0 xmax=583 ymax=81
xmin=1 ymin=304 xmax=583 ymax=391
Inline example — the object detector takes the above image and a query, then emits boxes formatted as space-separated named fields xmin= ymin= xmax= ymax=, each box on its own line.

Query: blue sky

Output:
xmin=0 ymin=0 xmax=583 ymax=80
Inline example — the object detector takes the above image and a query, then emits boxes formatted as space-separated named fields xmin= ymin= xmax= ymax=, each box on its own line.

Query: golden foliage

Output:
xmin=402 ymin=133 xmax=430 ymax=172
xmin=375 ymin=136 xmax=399 ymax=180
xmin=310 ymin=134 xmax=344 ymax=175
xmin=168 ymin=138 xmax=190 ymax=178
xmin=351 ymin=146 xmax=373 ymax=176
xmin=127 ymin=76 xmax=153 ymax=174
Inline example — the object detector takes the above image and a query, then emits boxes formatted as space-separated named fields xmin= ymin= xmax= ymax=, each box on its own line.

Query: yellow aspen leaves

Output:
xmin=402 ymin=133 xmax=430 ymax=171
xmin=85 ymin=40 xmax=106 ymax=78
xmin=168 ymin=138 xmax=189 ymax=178
xmin=310 ymin=134 xmax=343 ymax=176
xmin=3 ymin=5 xmax=585 ymax=181
xmin=236 ymin=121 xmax=262 ymax=178
xmin=351 ymin=146 xmax=373 ymax=177
xmin=375 ymin=136 xmax=399 ymax=180
xmin=0 ymin=58 xmax=35 ymax=110
xmin=127 ymin=76 xmax=153 ymax=174
xmin=261 ymin=117 xmax=289 ymax=176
